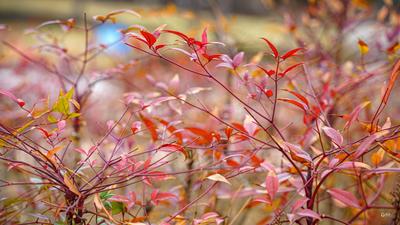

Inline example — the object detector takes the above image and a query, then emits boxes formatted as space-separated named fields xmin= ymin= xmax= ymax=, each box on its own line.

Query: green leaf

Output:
xmin=65 ymin=87 xmax=74 ymax=100
xmin=100 ymin=191 xmax=114 ymax=200
xmin=68 ymin=112 xmax=80 ymax=119
xmin=110 ymin=201 xmax=124 ymax=215
xmin=47 ymin=115 xmax=57 ymax=123
xmin=15 ymin=120 xmax=35 ymax=134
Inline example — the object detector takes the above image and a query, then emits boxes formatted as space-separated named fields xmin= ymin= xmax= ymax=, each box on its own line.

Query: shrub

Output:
xmin=0 ymin=1 xmax=400 ymax=224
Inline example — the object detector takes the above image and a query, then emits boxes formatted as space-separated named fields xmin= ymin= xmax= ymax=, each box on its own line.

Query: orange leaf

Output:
xmin=46 ymin=146 xmax=63 ymax=161
xmin=140 ymin=114 xmax=158 ymax=142
xmin=382 ymin=59 xmax=400 ymax=104
xmin=185 ymin=127 xmax=213 ymax=144
xmin=283 ymin=89 xmax=309 ymax=106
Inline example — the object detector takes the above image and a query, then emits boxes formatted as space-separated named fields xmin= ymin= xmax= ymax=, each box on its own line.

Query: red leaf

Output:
xmin=281 ymin=48 xmax=304 ymax=60
xmin=36 ymin=127 xmax=51 ymax=138
xmin=140 ymin=114 xmax=158 ymax=141
xmin=282 ymin=63 xmax=303 ymax=76
xmin=265 ymin=89 xmax=273 ymax=98
xmin=283 ymin=89 xmax=309 ymax=106
xmin=163 ymin=29 xmax=190 ymax=42
xmin=226 ymin=159 xmax=240 ymax=167
xmin=140 ymin=30 xmax=157 ymax=47
xmin=155 ymin=44 xmax=166 ymax=51
xmin=131 ymin=121 xmax=142 ymax=134
xmin=225 ymin=127 xmax=233 ymax=139
xmin=278 ymin=98 xmax=308 ymax=111
xmin=327 ymin=188 xmax=361 ymax=208
xmin=159 ymin=143 xmax=188 ymax=159
xmin=261 ymin=38 xmax=279 ymax=58
xmin=157 ymin=119 xmax=183 ymax=144
xmin=257 ymin=65 xmax=275 ymax=76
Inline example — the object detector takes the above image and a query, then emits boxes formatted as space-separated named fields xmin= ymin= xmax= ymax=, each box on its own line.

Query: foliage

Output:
xmin=0 ymin=1 xmax=400 ymax=225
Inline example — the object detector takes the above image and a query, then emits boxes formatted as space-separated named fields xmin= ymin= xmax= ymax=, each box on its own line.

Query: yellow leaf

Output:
xmin=358 ymin=39 xmax=369 ymax=55
xmin=63 ymin=173 xmax=81 ymax=197
xmin=207 ymin=173 xmax=231 ymax=185
xmin=371 ymin=148 xmax=385 ymax=166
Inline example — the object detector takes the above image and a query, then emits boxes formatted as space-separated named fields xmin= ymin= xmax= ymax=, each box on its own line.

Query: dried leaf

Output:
xmin=63 ymin=173 xmax=80 ymax=196
xmin=207 ymin=173 xmax=231 ymax=185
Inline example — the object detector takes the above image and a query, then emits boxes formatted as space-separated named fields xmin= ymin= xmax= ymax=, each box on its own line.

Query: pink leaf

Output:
xmin=151 ymin=190 xmax=177 ymax=205
xmin=322 ymin=126 xmax=343 ymax=146
xmin=354 ymin=131 xmax=388 ymax=158
xmin=327 ymin=188 xmax=361 ymax=208
xmin=108 ymin=195 xmax=130 ymax=204
xmin=291 ymin=197 xmax=309 ymax=212
xmin=344 ymin=101 xmax=370 ymax=129
xmin=127 ymin=191 xmax=136 ymax=209
xmin=232 ymin=52 xmax=244 ymax=68
xmin=57 ymin=120 xmax=66 ymax=131
xmin=243 ymin=115 xmax=258 ymax=136
xmin=201 ymin=27 xmax=208 ymax=44
xmin=266 ymin=173 xmax=279 ymax=200
xmin=252 ymin=197 xmax=271 ymax=205
xmin=296 ymin=209 xmax=321 ymax=221
xmin=0 ymin=89 xmax=25 ymax=107
xmin=335 ymin=161 xmax=371 ymax=170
